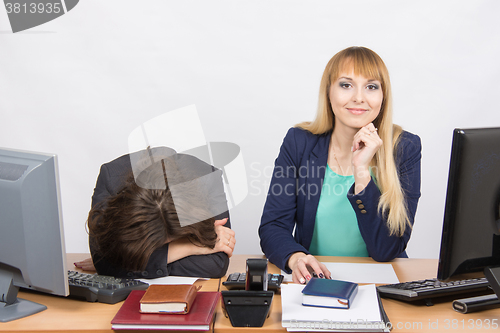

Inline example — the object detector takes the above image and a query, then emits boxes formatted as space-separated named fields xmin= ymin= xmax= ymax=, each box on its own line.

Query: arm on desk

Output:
xmin=74 ymin=257 xmax=96 ymax=272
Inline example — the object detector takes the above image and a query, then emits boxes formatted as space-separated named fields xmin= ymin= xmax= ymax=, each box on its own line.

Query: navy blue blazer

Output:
xmin=259 ymin=127 xmax=421 ymax=273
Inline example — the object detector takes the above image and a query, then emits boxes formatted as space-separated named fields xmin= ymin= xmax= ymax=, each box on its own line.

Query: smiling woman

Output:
xmin=259 ymin=46 xmax=422 ymax=285
xmin=330 ymin=73 xmax=383 ymax=130
xmin=328 ymin=71 xmax=384 ymax=195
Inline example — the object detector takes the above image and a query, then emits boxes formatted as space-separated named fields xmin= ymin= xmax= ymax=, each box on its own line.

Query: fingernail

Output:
xmin=299 ymin=278 xmax=306 ymax=284
xmin=306 ymin=275 xmax=311 ymax=281
xmin=319 ymin=273 xmax=324 ymax=279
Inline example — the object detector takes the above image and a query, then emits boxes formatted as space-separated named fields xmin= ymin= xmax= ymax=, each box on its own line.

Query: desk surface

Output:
xmin=216 ymin=256 xmax=500 ymax=333
xmin=1 ymin=254 xmax=219 ymax=333
xmin=1 ymin=254 xmax=499 ymax=333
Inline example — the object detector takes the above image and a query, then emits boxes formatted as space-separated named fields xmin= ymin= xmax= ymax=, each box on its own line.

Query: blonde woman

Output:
xmin=259 ymin=46 xmax=421 ymax=284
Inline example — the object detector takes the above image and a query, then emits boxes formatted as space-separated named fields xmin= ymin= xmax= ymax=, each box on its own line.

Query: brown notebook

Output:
xmin=139 ymin=284 xmax=200 ymax=314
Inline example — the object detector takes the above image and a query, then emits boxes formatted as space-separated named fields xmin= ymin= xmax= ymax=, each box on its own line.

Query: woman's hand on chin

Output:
xmin=351 ymin=123 xmax=382 ymax=194
xmin=351 ymin=123 xmax=382 ymax=168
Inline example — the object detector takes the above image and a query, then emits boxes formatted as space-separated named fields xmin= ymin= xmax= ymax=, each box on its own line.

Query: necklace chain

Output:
xmin=331 ymin=145 xmax=343 ymax=175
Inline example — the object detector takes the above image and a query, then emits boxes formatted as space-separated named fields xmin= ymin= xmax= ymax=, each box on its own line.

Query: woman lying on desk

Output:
xmin=75 ymin=147 xmax=235 ymax=279
xmin=259 ymin=46 xmax=421 ymax=284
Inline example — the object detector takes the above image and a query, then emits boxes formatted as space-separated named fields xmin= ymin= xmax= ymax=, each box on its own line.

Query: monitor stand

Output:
xmin=0 ymin=269 xmax=47 ymax=322
xmin=485 ymin=266 xmax=500 ymax=297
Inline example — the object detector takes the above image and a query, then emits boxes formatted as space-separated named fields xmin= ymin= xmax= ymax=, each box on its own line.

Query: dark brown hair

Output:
xmin=87 ymin=158 xmax=218 ymax=272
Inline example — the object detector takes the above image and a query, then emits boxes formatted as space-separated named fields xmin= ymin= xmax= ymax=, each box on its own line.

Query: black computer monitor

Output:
xmin=0 ymin=147 xmax=68 ymax=322
xmin=437 ymin=127 xmax=500 ymax=281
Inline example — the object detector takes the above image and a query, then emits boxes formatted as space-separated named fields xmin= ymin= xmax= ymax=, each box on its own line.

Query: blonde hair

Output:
xmin=297 ymin=46 xmax=409 ymax=236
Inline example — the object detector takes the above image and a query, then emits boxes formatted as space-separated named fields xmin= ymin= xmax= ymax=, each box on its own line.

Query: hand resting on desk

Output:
xmin=288 ymin=252 xmax=331 ymax=284
xmin=74 ymin=257 xmax=96 ymax=272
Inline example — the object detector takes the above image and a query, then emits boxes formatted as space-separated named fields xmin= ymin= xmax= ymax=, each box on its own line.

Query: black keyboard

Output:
xmin=68 ymin=271 xmax=149 ymax=304
xmin=222 ymin=272 xmax=283 ymax=291
xmin=377 ymin=277 xmax=490 ymax=303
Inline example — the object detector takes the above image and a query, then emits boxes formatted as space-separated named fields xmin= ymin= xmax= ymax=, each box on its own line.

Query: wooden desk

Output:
xmin=215 ymin=255 xmax=500 ymax=333
xmin=2 ymin=254 xmax=499 ymax=333
xmin=0 ymin=254 xmax=220 ymax=333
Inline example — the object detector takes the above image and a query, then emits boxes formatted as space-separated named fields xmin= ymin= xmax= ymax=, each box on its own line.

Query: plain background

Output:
xmin=1 ymin=1 xmax=499 ymax=260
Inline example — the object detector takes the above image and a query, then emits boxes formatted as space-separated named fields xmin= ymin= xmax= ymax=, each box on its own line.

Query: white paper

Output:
xmin=139 ymin=276 xmax=205 ymax=285
xmin=281 ymin=284 xmax=387 ymax=331
xmin=282 ymin=262 xmax=399 ymax=284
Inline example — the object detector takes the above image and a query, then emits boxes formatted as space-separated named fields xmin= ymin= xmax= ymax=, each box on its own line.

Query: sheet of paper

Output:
xmin=139 ymin=276 xmax=205 ymax=285
xmin=282 ymin=262 xmax=399 ymax=284
xmin=281 ymin=284 xmax=384 ymax=329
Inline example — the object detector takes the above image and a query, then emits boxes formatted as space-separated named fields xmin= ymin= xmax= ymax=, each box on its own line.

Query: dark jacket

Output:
xmin=89 ymin=149 xmax=230 ymax=279
xmin=259 ymin=127 xmax=421 ymax=273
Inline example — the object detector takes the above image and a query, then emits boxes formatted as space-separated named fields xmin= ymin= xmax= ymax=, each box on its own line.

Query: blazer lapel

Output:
xmin=301 ymin=131 xmax=331 ymax=250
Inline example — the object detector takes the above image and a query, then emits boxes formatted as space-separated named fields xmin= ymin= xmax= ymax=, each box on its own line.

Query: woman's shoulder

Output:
xmin=395 ymin=130 xmax=422 ymax=164
xmin=398 ymin=130 xmax=422 ymax=149
xmin=283 ymin=126 xmax=330 ymax=146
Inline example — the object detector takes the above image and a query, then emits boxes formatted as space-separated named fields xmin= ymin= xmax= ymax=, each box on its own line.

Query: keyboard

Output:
xmin=377 ymin=277 xmax=491 ymax=303
xmin=68 ymin=271 xmax=149 ymax=304
xmin=222 ymin=272 xmax=283 ymax=291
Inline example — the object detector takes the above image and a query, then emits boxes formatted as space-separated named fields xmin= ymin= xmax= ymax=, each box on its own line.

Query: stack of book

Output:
xmin=282 ymin=279 xmax=390 ymax=332
xmin=301 ymin=278 xmax=358 ymax=309
xmin=111 ymin=285 xmax=220 ymax=331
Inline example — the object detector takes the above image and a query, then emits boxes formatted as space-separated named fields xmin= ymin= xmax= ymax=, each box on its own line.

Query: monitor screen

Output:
xmin=0 ymin=147 xmax=68 ymax=322
xmin=437 ymin=127 xmax=500 ymax=280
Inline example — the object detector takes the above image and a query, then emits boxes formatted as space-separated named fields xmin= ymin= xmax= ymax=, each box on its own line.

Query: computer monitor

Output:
xmin=0 ymin=147 xmax=68 ymax=322
xmin=437 ymin=127 xmax=500 ymax=281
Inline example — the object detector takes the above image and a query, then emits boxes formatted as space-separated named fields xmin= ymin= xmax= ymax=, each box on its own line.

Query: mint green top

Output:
xmin=308 ymin=164 xmax=369 ymax=257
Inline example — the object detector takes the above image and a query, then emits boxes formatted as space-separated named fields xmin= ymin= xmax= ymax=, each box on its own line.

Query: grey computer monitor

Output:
xmin=437 ymin=127 xmax=500 ymax=280
xmin=0 ymin=147 xmax=68 ymax=322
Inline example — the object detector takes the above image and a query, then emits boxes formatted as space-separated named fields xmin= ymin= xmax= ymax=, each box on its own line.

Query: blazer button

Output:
xmin=141 ymin=271 xmax=149 ymax=277
xmin=156 ymin=269 xmax=164 ymax=276
xmin=356 ymin=200 xmax=363 ymax=204
xmin=361 ymin=209 xmax=367 ymax=214
xmin=358 ymin=204 xmax=365 ymax=209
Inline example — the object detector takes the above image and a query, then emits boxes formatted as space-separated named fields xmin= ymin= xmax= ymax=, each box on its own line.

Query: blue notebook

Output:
xmin=301 ymin=278 xmax=358 ymax=309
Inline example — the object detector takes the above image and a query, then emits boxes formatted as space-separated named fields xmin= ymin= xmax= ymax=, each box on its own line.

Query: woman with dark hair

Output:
xmin=76 ymin=147 xmax=235 ymax=279
xmin=259 ymin=46 xmax=421 ymax=284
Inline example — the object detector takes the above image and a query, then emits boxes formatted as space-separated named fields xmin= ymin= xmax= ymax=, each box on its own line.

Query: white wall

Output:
xmin=1 ymin=0 xmax=499 ymax=259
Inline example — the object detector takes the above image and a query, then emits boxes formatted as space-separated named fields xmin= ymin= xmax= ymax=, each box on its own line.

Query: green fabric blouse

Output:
xmin=308 ymin=164 xmax=369 ymax=257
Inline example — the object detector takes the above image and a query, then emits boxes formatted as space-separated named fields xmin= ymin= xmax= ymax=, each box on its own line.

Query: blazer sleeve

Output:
xmin=165 ymin=253 xmax=230 ymax=278
xmin=141 ymin=210 xmax=230 ymax=279
xmin=90 ymin=164 xmax=113 ymax=208
xmin=347 ymin=132 xmax=422 ymax=261
xmin=163 ymin=212 xmax=230 ymax=278
xmin=89 ymin=157 xmax=230 ymax=279
xmin=259 ymin=128 xmax=310 ymax=272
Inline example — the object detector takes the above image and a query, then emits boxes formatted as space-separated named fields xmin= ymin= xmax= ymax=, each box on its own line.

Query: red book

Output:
xmin=111 ymin=290 xmax=220 ymax=331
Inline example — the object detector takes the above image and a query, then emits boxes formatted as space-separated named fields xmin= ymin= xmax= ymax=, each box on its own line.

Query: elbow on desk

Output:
xmin=197 ymin=253 xmax=230 ymax=279
xmin=207 ymin=255 xmax=230 ymax=278
xmin=371 ymin=254 xmax=393 ymax=262
xmin=166 ymin=253 xmax=230 ymax=279
xmin=370 ymin=248 xmax=408 ymax=263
